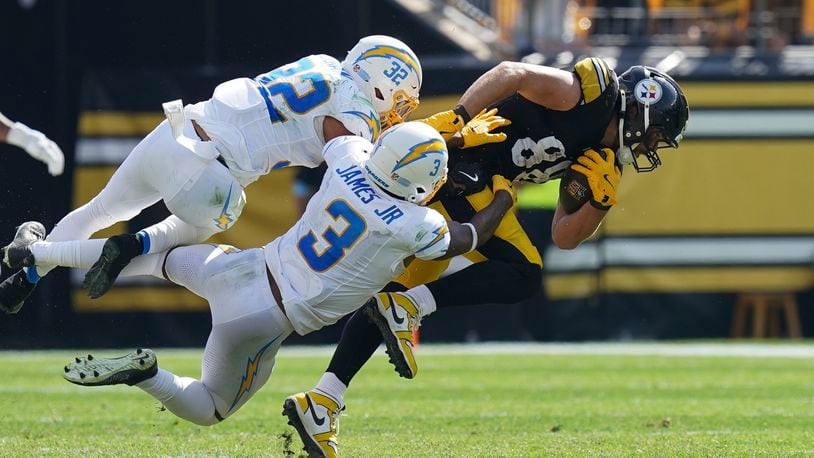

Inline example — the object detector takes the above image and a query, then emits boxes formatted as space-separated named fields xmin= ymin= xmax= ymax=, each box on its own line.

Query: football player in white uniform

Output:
xmin=5 ymin=123 xmax=515 ymax=452
xmin=0 ymin=112 xmax=65 ymax=176
xmin=0 ymin=35 xmax=422 ymax=314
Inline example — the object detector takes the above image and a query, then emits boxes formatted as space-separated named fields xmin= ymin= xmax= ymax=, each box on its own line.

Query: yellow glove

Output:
xmin=491 ymin=174 xmax=517 ymax=204
xmin=460 ymin=108 xmax=512 ymax=149
xmin=420 ymin=105 xmax=469 ymax=141
xmin=570 ymin=147 xmax=621 ymax=208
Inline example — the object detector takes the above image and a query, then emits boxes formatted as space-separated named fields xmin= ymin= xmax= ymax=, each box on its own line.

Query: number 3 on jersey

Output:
xmin=298 ymin=200 xmax=367 ymax=272
xmin=256 ymin=56 xmax=331 ymax=123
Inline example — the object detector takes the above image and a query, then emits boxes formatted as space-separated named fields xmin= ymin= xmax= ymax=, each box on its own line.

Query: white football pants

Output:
xmin=32 ymin=119 xmax=246 ymax=279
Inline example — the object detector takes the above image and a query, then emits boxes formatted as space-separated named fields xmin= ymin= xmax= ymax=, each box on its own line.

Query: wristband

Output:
xmin=453 ymin=105 xmax=471 ymax=124
xmin=462 ymin=222 xmax=478 ymax=252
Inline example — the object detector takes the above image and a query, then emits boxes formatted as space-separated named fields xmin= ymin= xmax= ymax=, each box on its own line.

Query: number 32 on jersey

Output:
xmin=256 ymin=56 xmax=331 ymax=124
xmin=298 ymin=200 xmax=366 ymax=272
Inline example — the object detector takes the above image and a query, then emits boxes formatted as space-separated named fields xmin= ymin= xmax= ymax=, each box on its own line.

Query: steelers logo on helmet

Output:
xmin=634 ymin=78 xmax=663 ymax=105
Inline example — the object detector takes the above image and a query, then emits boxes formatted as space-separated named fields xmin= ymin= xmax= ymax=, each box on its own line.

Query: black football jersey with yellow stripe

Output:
xmin=451 ymin=57 xmax=618 ymax=185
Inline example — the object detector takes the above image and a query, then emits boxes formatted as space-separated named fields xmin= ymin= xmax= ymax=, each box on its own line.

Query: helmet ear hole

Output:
xmin=374 ymin=88 xmax=385 ymax=101
xmin=415 ymin=186 xmax=426 ymax=194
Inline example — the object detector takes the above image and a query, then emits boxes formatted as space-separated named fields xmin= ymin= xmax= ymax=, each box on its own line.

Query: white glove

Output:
xmin=7 ymin=122 xmax=65 ymax=176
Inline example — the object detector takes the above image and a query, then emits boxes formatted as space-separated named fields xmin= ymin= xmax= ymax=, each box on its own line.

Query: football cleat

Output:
xmin=0 ymin=270 xmax=37 ymax=314
xmin=63 ymin=348 xmax=158 ymax=386
xmin=282 ymin=390 xmax=344 ymax=458
xmin=363 ymin=292 xmax=421 ymax=379
xmin=83 ymin=234 xmax=142 ymax=299
xmin=2 ymin=221 xmax=46 ymax=270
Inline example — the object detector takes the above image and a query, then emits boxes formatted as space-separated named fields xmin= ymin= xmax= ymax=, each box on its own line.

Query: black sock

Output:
xmin=325 ymin=308 xmax=383 ymax=387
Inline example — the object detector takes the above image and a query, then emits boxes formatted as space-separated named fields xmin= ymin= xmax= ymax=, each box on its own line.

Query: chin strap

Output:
xmin=616 ymin=89 xmax=634 ymax=166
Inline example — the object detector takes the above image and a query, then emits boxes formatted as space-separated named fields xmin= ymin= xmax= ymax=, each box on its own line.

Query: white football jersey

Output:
xmin=264 ymin=136 xmax=450 ymax=335
xmin=185 ymin=54 xmax=380 ymax=186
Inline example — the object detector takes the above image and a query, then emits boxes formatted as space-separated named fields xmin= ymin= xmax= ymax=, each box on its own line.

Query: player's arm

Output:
xmin=457 ymin=61 xmax=581 ymax=116
xmin=421 ymin=61 xmax=576 ymax=146
xmin=437 ymin=175 xmax=515 ymax=259
xmin=0 ymin=113 xmax=11 ymax=140
xmin=322 ymin=116 xmax=354 ymax=142
xmin=551 ymin=203 xmax=608 ymax=250
xmin=551 ymin=148 xmax=621 ymax=249
xmin=0 ymin=111 xmax=65 ymax=176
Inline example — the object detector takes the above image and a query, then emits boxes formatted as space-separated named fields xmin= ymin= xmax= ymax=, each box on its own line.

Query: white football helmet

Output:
xmin=364 ymin=121 xmax=448 ymax=205
xmin=341 ymin=35 xmax=422 ymax=130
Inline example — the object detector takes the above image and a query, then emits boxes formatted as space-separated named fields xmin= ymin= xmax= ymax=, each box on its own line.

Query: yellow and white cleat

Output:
xmin=282 ymin=390 xmax=344 ymax=458
xmin=363 ymin=292 xmax=420 ymax=379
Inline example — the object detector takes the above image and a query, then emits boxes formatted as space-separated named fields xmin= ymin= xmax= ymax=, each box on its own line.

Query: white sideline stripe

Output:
xmin=4 ymin=343 xmax=814 ymax=360
xmin=76 ymin=138 xmax=140 ymax=164
xmin=544 ymin=237 xmax=814 ymax=271
xmin=280 ymin=342 xmax=814 ymax=358
xmin=688 ymin=110 xmax=814 ymax=137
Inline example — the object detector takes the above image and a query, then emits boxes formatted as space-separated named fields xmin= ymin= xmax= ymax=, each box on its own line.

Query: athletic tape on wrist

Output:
xmin=462 ymin=222 xmax=478 ymax=252
xmin=453 ymin=105 xmax=471 ymax=124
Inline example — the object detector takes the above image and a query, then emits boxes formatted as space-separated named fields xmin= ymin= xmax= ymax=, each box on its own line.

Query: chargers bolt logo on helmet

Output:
xmin=354 ymin=45 xmax=421 ymax=86
xmin=364 ymin=122 xmax=448 ymax=205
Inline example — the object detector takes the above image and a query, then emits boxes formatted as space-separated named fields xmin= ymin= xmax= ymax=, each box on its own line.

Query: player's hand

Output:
xmin=7 ymin=122 xmax=65 ymax=176
xmin=570 ymin=147 xmax=621 ymax=208
xmin=420 ymin=106 xmax=469 ymax=141
xmin=491 ymin=174 xmax=516 ymax=204
xmin=460 ymin=109 xmax=511 ymax=149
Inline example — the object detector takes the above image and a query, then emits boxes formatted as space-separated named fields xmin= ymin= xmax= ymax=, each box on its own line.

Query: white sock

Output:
xmin=30 ymin=239 xmax=106 ymax=270
xmin=30 ymin=239 xmax=164 ymax=278
xmin=136 ymin=368 xmax=219 ymax=426
xmin=136 ymin=368 xmax=180 ymax=402
xmin=36 ymin=197 xmax=121 ymax=277
xmin=314 ymin=372 xmax=347 ymax=406
xmin=140 ymin=216 xmax=215 ymax=255
xmin=404 ymin=284 xmax=437 ymax=317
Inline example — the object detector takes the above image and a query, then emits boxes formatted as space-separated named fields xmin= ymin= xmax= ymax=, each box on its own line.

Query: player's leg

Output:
xmin=364 ymin=186 xmax=543 ymax=376
xmin=0 ymin=120 xmax=188 ymax=312
xmin=64 ymin=246 xmax=293 ymax=425
xmin=83 ymin=156 xmax=246 ymax=299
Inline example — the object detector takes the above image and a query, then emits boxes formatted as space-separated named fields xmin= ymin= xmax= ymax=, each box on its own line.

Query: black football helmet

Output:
xmin=616 ymin=66 xmax=689 ymax=172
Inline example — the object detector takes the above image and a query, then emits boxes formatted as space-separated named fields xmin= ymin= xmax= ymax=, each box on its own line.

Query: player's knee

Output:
xmin=165 ymin=171 xmax=247 ymax=233
xmin=186 ymin=413 xmax=221 ymax=427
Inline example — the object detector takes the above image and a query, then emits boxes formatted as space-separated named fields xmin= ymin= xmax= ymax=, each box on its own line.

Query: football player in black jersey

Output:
xmin=283 ymin=58 xmax=689 ymax=456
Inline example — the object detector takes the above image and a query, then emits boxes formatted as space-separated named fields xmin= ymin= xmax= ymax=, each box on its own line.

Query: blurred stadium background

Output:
xmin=1 ymin=0 xmax=814 ymax=350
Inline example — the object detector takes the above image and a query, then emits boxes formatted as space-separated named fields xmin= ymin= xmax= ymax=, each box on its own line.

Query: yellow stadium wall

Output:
xmin=607 ymin=138 xmax=814 ymax=235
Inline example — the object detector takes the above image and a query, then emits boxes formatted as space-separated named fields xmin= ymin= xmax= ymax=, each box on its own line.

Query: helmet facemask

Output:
xmin=379 ymin=89 xmax=420 ymax=130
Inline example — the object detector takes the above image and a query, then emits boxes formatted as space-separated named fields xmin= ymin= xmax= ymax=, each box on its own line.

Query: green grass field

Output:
xmin=1 ymin=344 xmax=813 ymax=457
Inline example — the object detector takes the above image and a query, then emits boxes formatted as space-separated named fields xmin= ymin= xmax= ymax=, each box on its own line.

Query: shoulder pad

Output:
xmin=573 ymin=57 xmax=618 ymax=105
xmin=331 ymin=81 xmax=380 ymax=141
